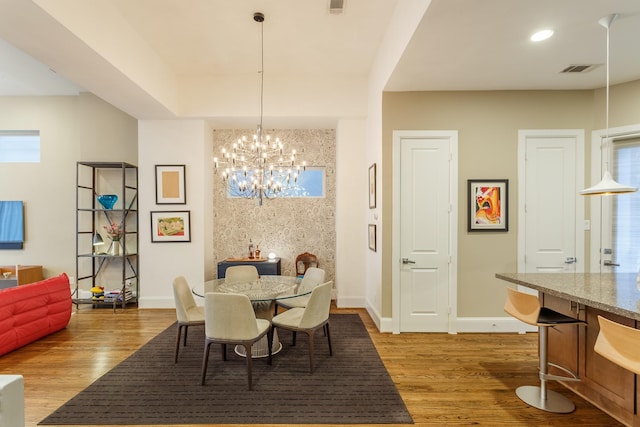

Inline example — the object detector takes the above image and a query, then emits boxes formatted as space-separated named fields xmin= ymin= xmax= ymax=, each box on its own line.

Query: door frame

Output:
xmin=517 ymin=129 xmax=585 ymax=274
xmin=392 ymin=130 xmax=458 ymax=334
xmin=588 ymin=124 xmax=640 ymax=272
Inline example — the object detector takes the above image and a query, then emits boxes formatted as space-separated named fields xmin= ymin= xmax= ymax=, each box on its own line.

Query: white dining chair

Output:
xmin=200 ymin=292 xmax=272 ymax=390
xmin=274 ymin=267 xmax=325 ymax=315
xmin=272 ymin=281 xmax=333 ymax=373
xmin=172 ymin=276 xmax=205 ymax=363
xmin=224 ymin=265 xmax=259 ymax=285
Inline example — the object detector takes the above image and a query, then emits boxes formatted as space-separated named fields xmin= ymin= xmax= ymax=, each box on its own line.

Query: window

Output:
xmin=227 ymin=166 xmax=325 ymax=198
xmin=0 ymin=130 xmax=40 ymax=163
xmin=610 ymin=138 xmax=640 ymax=272
xmin=285 ymin=167 xmax=325 ymax=197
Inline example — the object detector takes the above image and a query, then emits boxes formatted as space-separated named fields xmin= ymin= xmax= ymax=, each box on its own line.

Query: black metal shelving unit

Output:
xmin=75 ymin=161 xmax=139 ymax=310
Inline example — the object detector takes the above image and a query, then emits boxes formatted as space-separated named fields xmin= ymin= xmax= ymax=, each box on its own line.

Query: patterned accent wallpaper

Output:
xmin=212 ymin=129 xmax=336 ymax=282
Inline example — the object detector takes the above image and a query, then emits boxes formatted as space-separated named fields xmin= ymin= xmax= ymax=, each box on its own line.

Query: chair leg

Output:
xmin=292 ymin=331 xmax=297 ymax=346
xmin=325 ymin=322 xmax=332 ymax=356
xmin=174 ymin=324 xmax=183 ymax=363
xmin=221 ymin=343 xmax=227 ymax=361
xmin=183 ymin=325 xmax=189 ymax=346
xmin=244 ymin=344 xmax=253 ymax=390
xmin=274 ymin=303 xmax=279 ymax=316
xmin=200 ymin=340 xmax=212 ymax=385
xmin=267 ymin=328 xmax=273 ymax=366
xmin=307 ymin=331 xmax=315 ymax=373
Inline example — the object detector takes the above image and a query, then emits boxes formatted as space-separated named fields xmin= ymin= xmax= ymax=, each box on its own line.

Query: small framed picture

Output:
xmin=151 ymin=211 xmax=191 ymax=243
xmin=155 ymin=165 xmax=186 ymax=204
xmin=368 ymin=224 xmax=377 ymax=252
xmin=369 ymin=163 xmax=376 ymax=209
xmin=467 ymin=179 xmax=509 ymax=232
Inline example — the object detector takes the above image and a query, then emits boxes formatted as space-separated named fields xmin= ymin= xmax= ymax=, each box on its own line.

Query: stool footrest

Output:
xmin=541 ymin=362 xmax=580 ymax=383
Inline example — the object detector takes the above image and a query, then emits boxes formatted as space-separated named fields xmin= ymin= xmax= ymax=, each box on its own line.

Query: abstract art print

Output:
xmin=468 ymin=179 xmax=508 ymax=231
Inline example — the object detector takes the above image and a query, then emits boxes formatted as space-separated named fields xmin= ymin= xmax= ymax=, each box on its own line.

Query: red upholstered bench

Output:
xmin=0 ymin=273 xmax=72 ymax=356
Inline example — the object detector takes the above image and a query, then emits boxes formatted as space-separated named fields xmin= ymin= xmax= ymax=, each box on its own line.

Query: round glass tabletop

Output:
xmin=191 ymin=275 xmax=308 ymax=302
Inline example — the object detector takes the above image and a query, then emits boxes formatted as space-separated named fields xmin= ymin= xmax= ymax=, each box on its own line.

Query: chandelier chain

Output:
xmin=259 ymin=16 xmax=264 ymax=131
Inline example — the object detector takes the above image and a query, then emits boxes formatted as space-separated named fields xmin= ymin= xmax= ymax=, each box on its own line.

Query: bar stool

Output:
xmin=504 ymin=287 xmax=586 ymax=413
xmin=594 ymin=315 xmax=640 ymax=374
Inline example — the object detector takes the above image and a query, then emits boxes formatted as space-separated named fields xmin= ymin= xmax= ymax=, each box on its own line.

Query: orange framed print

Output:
xmin=468 ymin=179 xmax=508 ymax=232
xmin=155 ymin=165 xmax=186 ymax=204
xmin=150 ymin=210 xmax=191 ymax=242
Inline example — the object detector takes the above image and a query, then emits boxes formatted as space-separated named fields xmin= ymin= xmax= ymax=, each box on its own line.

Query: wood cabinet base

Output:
xmin=545 ymin=294 xmax=638 ymax=427
xmin=0 ymin=265 xmax=43 ymax=286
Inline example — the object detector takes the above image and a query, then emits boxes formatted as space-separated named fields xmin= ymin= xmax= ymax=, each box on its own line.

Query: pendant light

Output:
xmin=213 ymin=12 xmax=306 ymax=206
xmin=580 ymin=14 xmax=638 ymax=196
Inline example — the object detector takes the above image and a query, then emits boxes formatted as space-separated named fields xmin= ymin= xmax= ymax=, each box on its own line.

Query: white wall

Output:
xmin=0 ymin=88 xmax=369 ymax=313
xmin=135 ymin=117 xmax=373 ymax=310
xmin=137 ymin=119 xmax=369 ymax=310
xmin=0 ymin=93 xmax=137 ymax=279
xmin=335 ymin=119 xmax=368 ymax=307
xmin=137 ymin=119 xmax=212 ymax=308
xmin=364 ymin=0 xmax=431 ymax=326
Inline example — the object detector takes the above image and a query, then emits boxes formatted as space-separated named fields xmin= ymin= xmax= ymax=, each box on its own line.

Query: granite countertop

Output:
xmin=496 ymin=272 xmax=640 ymax=321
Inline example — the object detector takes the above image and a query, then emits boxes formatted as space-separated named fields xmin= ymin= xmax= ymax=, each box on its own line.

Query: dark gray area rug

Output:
xmin=40 ymin=314 xmax=413 ymax=425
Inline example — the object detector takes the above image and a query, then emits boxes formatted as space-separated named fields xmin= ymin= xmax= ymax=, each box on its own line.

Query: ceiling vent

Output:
xmin=329 ymin=0 xmax=345 ymax=15
xmin=561 ymin=64 xmax=598 ymax=73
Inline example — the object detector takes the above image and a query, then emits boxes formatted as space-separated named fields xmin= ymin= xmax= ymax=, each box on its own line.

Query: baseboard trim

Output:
xmin=455 ymin=317 xmax=536 ymax=333
xmin=139 ymin=296 xmax=536 ymax=334
xmin=371 ymin=315 xmax=536 ymax=334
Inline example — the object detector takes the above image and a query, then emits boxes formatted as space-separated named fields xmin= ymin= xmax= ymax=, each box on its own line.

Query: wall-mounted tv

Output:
xmin=0 ymin=201 xmax=24 ymax=249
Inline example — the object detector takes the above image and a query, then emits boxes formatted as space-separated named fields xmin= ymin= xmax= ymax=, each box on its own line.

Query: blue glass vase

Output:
xmin=97 ymin=194 xmax=118 ymax=210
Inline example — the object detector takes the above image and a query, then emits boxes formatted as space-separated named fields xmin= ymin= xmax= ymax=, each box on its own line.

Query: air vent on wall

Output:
xmin=561 ymin=64 xmax=598 ymax=73
xmin=329 ymin=0 xmax=345 ymax=15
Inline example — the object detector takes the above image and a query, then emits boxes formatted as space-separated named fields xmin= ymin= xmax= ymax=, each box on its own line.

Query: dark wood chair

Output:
xmin=296 ymin=252 xmax=319 ymax=277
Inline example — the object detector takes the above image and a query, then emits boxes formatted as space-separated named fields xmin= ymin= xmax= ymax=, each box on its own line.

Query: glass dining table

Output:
xmin=191 ymin=275 xmax=309 ymax=357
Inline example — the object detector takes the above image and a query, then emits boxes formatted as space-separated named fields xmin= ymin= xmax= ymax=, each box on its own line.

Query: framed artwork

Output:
xmin=155 ymin=165 xmax=186 ymax=204
xmin=369 ymin=163 xmax=376 ymax=209
xmin=150 ymin=211 xmax=191 ymax=242
xmin=368 ymin=224 xmax=377 ymax=252
xmin=468 ymin=179 xmax=508 ymax=232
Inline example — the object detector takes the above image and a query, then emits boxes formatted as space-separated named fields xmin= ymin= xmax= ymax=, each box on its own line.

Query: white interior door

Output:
xmin=518 ymin=130 xmax=584 ymax=274
xmin=393 ymin=131 xmax=457 ymax=333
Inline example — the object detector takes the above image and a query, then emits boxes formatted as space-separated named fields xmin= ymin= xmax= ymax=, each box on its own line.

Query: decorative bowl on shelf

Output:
xmin=97 ymin=194 xmax=118 ymax=210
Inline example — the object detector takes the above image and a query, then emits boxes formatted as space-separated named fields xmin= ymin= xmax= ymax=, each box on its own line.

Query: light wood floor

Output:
xmin=0 ymin=305 xmax=622 ymax=427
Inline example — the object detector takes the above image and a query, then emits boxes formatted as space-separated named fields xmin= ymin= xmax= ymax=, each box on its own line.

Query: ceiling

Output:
xmin=1 ymin=0 xmax=639 ymax=124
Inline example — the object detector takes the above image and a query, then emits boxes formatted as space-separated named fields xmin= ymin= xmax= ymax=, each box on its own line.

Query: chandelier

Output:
xmin=213 ymin=12 xmax=306 ymax=205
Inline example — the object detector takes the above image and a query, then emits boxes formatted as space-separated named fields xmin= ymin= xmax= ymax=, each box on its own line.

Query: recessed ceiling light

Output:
xmin=531 ymin=29 xmax=554 ymax=42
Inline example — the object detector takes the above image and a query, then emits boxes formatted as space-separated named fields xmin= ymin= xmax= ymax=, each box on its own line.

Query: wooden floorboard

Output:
xmin=0 ymin=305 xmax=622 ymax=427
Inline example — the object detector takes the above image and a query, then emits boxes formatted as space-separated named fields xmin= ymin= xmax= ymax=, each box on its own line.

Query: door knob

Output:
xmin=564 ymin=257 xmax=577 ymax=264
xmin=603 ymin=260 xmax=620 ymax=267
xmin=402 ymin=258 xmax=416 ymax=264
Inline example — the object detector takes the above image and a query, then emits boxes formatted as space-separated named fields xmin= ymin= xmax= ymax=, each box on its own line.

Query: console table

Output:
xmin=0 ymin=265 xmax=43 ymax=289
xmin=217 ymin=258 xmax=281 ymax=279
xmin=496 ymin=272 xmax=640 ymax=427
